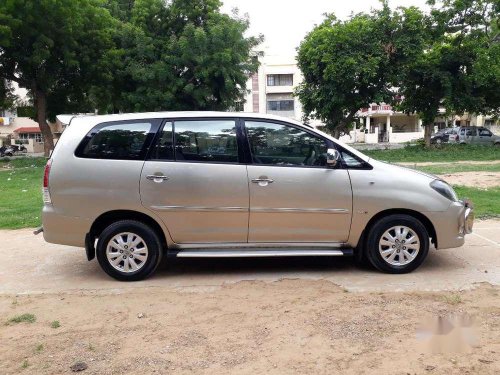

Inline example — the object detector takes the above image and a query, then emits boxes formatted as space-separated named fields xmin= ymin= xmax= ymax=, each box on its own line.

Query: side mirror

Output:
xmin=326 ymin=148 xmax=341 ymax=167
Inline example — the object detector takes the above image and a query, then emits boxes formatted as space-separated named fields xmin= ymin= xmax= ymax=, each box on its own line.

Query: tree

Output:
xmin=296 ymin=3 xmax=429 ymax=137
xmin=0 ymin=0 xmax=117 ymax=155
xmin=0 ymin=79 xmax=16 ymax=112
xmin=102 ymin=0 xmax=262 ymax=113
xmin=397 ymin=0 xmax=500 ymax=147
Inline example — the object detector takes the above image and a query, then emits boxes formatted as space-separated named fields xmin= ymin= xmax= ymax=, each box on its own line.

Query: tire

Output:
xmin=365 ymin=214 xmax=429 ymax=274
xmin=96 ymin=220 xmax=163 ymax=281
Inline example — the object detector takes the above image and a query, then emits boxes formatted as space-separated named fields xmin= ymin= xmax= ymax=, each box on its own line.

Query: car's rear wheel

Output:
xmin=365 ymin=214 xmax=429 ymax=274
xmin=96 ymin=220 xmax=162 ymax=281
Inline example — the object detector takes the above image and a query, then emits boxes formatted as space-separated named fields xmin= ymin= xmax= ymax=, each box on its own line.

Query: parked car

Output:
xmin=431 ymin=127 xmax=459 ymax=144
xmin=40 ymin=112 xmax=474 ymax=281
xmin=458 ymin=126 xmax=500 ymax=146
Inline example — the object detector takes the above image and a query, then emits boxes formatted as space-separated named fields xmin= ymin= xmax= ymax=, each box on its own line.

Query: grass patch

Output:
xmin=364 ymin=144 xmax=500 ymax=163
xmin=8 ymin=313 xmax=36 ymax=324
xmin=21 ymin=359 xmax=29 ymax=369
xmin=443 ymin=293 xmax=462 ymax=305
xmin=36 ymin=343 xmax=44 ymax=352
xmin=417 ymin=163 xmax=500 ymax=175
xmin=50 ymin=320 xmax=60 ymax=329
xmin=453 ymin=186 xmax=500 ymax=218
xmin=0 ymin=161 xmax=44 ymax=229
xmin=1 ymin=156 xmax=47 ymax=168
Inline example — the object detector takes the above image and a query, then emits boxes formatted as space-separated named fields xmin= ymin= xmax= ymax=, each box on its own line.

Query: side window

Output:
xmin=340 ymin=150 xmax=365 ymax=168
xmin=246 ymin=121 xmax=328 ymax=167
xmin=460 ymin=129 xmax=465 ymax=135
xmin=174 ymin=120 xmax=238 ymax=163
xmin=479 ymin=129 xmax=492 ymax=136
xmin=76 ymin=121 xmax=152 ymax=160
xmin=150 ymin=122 xmax=174 ymax=160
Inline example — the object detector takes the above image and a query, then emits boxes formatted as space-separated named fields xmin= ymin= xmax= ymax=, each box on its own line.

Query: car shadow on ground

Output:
xmin=153 ymin=256 xmax=374 ymax=278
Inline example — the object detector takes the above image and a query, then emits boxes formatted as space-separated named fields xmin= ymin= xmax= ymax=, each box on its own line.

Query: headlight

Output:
xmin=430 ymin=179 xmax=458 ymax=201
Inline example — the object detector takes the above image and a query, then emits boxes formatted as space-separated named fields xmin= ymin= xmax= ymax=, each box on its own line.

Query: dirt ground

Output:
xmin=438 ymin=171 xmax=500 ymax=188
xmin=0 ymin=281 xmax=499 ymax=375
xmin=0 ymin=220 xmax=499 ymax=374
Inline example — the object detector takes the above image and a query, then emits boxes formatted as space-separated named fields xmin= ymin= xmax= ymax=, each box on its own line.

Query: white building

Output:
xmin=243 ymin=55 xmax=499 ymax=143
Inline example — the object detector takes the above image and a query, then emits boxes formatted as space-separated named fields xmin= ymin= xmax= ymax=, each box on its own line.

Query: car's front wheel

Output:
xmin=96 ymin=220 xmax=163 ymax=281
xmin=365 ymin=214 xmax=429 ymax=274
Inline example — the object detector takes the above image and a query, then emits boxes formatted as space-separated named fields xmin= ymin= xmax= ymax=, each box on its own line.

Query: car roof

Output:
xmin=66 ymin=111 xmax=307 ymax=127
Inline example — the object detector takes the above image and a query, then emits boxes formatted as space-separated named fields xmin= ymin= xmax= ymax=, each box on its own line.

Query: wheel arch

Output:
xmin=86 ymin=210 xmax=168 ymax=261
xmin=362 ymin=208 xmax=437 ymax=248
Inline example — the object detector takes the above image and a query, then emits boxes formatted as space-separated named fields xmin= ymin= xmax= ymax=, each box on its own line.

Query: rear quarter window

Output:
xmin=75 ymin=120 xmax=158 ymax=160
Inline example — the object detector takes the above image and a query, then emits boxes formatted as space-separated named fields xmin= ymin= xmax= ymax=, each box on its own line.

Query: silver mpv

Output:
xmin=41 ymin=112 xmax=474 ymax=281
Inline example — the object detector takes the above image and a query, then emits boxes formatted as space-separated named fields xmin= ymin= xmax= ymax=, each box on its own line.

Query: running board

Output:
xmin=173 ymin=248 xmax=353 ymax=258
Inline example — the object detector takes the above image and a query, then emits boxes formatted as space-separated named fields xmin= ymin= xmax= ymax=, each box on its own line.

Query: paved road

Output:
xmin=1 ymin=220 xmax=498 ymax=294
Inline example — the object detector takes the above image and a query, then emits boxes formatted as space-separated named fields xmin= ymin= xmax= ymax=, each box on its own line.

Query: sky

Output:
xmin=220 ymin=0 xmax=430 ymax=57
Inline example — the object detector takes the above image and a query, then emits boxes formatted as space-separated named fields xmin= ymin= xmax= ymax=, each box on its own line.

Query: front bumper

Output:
xmin=425 ymin=199 xmax=474 ymax=250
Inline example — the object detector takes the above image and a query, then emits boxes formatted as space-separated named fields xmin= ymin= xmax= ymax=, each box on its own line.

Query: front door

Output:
xmin=140 ymin=119 xmax=249 ymax=244
xmin=244 ymin=120 xmax=353 ymax=243
xmin=478 ymin=128 xmax=494 ymax=145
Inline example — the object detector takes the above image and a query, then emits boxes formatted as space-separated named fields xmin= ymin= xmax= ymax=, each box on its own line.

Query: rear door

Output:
xmin=243 ymin=120 xmax=353 ymax=243
xmin=140 ymin=119 xmax=249 ymax=244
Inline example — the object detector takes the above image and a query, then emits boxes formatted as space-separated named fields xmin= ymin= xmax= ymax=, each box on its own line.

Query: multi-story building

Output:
xmin=243 ymin=55 xmax=499 ymax=143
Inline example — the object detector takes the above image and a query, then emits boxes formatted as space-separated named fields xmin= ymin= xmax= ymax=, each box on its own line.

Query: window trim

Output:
xmin=146 ymin=117 xmax=243 ymax=165
xmin=74 ymin=119 xmax=162 ymax=160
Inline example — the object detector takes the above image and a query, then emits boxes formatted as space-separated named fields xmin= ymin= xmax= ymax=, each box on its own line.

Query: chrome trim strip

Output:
xmin=251 ymin=207 xmax=349 ymax=214
xmin=176 ymin=249 xmax=346 ymax=258
xmin=150 ymin=206 xmax=349 ymax=214
xmin=151 ymin=205 xmax=247 ymax=212
xmin=175 ymin=242 xmax=345 ymax=249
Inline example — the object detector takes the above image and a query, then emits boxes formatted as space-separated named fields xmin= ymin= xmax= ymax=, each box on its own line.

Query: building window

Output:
xmin=267 ymin=100 xmax=294 ymax=111
xmin=267 ymin=74 xmax=293 ymax=86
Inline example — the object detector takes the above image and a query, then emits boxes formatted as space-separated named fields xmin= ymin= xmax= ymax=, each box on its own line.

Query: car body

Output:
xmin=457 ymin=126 xmax=500 ymax=146
xmin=41 ymin=112 xmax=474 ymax=280
xmin=431 ymin=127 xmax=459 ymax=144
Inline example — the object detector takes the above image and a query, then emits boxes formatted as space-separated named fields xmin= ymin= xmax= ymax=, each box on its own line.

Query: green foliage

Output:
xmin=50 ymin=320 xmax=60 ymax=329
xmin=363 ymin=144 xmax=500 ymax=162
xmin=100 ymin=0 xmax=262 ymax=113
xmin=397 ymin=0 xmax=500 ymax=145
xmin=0 ymin=80 xmax=16 ymax=110
xmin=16 ymin=106 xmax=35 ymax=118
xmin=8 ymin=313 xmax=36 ymax=324
xmin=296 ymin=2 xmax=428 ymax=135
xmin=453 ymin=185 xmax=500 ymax=218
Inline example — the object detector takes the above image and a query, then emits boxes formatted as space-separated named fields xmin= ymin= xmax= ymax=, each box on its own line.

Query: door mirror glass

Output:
xmin=326 ymin=148 xmax=340 ymax=166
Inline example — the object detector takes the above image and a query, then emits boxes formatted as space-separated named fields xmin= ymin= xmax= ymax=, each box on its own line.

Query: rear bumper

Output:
xmin=42 ymin=205 xmax=91 ymax=247
xmin=425 ymin=200 xmax=474 ymax=250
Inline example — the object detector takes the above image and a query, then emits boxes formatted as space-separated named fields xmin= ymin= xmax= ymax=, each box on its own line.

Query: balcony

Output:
xmin=358 ymin=105 xmax=393 ymax=117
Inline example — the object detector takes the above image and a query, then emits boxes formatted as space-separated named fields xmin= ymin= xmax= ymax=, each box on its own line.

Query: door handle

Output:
xmin=251 ymin=177 xmax=274 ymax=185
xmin=146 ymin=174 xmax=170 ymax=182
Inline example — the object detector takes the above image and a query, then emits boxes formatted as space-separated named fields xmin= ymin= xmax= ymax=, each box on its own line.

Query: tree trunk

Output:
xmin=33 ymin=88 xmax=54 ymax=157
xmin=424 ymin=123 xmax=432 ymax=148
xmin=333 ymin=128 xmax=341 ymax=139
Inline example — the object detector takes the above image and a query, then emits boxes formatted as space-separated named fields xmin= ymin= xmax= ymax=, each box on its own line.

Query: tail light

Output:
xmin=43 ymin=159 xmax=52 ymax=204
